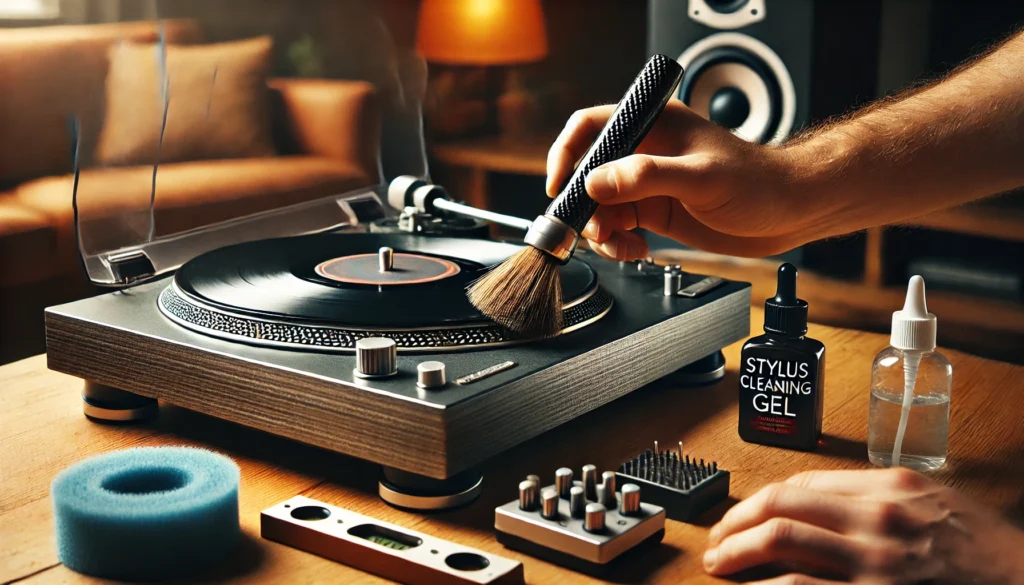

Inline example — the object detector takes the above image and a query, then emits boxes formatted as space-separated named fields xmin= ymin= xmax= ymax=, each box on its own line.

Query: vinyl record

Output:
xmin=170 ymin=234 xmax=599 ymax=330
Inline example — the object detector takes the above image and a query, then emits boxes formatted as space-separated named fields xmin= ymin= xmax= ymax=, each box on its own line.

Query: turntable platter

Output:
xmin=158 ymin=234 xmax=613 ymax=352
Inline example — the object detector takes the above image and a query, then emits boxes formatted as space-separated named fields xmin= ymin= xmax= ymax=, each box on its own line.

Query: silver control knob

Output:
xmin=416 ymin=361 xmax=446 ymax=389
xmin=354 ymin=337 xmax=397 ymax=379
xmin=663 ymin=266 xmax=682 ymax=296
xmin=541 ymin=489 xmax=559 ymax=520
xmin=584 ymin=503 xmax=606 ymax=533
xmin=620 ymin=483 xmax=641 ymax=516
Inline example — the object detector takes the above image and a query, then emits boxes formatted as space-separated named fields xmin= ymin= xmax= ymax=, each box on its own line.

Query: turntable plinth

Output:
xmin=44 ymin=250 xmax=749 ymax=480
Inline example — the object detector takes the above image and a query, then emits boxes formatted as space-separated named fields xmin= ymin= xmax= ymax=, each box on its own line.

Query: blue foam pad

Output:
xmin=52 ymin=446 xmax=240 ymax=581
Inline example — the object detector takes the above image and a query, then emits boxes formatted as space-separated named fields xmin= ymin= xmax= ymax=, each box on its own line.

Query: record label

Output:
xmin=315 ymin=253 xmax=460 ymax=286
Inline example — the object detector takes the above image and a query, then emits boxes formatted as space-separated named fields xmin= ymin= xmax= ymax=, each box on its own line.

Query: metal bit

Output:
xmin=584 ymin=503 xmax=607 ymax=533
xmin=654 ymin=440 xmax=660 ymax=459
xmin=569 ymin=486 xmax=585 ymax=519
xmin=378 ymin=246 xmax=394 ymax=272
xmin=518 ymin=480 xmax=539 ymax=511
xmin=595 ymin=484 xmax=607 ymax=510
xmin=541 ymin=488 xmax=559 ymax=519
xmin=582 ymin=465 xmax=597 ymax=501
xmin=555 ymin=467 xmax=573 ymax=499
xmin=527 ymin=474 xmax=540 ymax=486
xmin=601 ymin=471 xmax=617 ymax=507
xmin=712 ymin=461 xmax=718 ymax=474
xmin=678 ymin=441 xmax=684 ymax=461
xmin=620 ymin=483 xmax=641 ymax=516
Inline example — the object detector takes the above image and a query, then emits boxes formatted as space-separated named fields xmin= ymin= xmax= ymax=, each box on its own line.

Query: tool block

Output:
xmin=615 ymin=442 xmax=730 ymax=522
xmin=494 ymin=467 xmax=665 ymax=575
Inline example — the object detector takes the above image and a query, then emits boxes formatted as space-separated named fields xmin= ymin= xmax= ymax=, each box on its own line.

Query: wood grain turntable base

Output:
xmin=45 ymin=235 xmax=749 ymax=505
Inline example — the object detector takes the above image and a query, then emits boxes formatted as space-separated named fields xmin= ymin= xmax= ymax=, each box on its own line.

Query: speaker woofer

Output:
xmin=676 ymin=33 xmax=796 ymax=145
xmin=703 ymin=0 xmax=750 ymax=14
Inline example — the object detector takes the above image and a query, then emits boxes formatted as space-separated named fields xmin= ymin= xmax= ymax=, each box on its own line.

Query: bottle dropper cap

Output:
xmin=891 ymin=275 xmax=936 ymax=351
xmin=764 ymin=263 xmax=808 ymax=336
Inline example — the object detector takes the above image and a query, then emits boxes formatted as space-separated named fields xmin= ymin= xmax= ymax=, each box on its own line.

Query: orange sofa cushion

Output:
xmin=0 ymin=20 xmax=203 ymax=185
xmin=95 ymin=36 xmax=276 ymax=167
xmin=0 ymin=194 xmax=58 ymax=287
xmin=13 ymin=156 xmax=373 ymax=269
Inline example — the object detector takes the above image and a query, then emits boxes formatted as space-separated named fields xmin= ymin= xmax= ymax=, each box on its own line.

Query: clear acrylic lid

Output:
xmin=66 ymin=3 xmax=429 ymax=286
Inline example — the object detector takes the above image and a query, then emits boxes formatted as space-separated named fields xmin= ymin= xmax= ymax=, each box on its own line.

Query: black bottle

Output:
xmin=738 ymin=264 xmax=825 ymax=451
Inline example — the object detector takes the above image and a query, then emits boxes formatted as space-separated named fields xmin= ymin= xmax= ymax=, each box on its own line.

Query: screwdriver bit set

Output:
xmin=494 ymin=465 xmax=665 ymax=575
xmin=615 ymin=441 xmax=730 ymax=522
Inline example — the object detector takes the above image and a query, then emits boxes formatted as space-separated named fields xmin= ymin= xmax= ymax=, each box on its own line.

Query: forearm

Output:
xmin=781 ymin=30 xmax=1024 ymax=241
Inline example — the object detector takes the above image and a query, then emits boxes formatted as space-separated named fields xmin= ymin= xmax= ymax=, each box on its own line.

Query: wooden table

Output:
xmin=3 ymin=309 xmax=1024 ymax=584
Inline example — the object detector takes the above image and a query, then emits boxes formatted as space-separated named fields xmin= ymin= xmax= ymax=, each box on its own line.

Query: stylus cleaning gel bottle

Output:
xmin=868 ymin=276 xmax=952 ymax=471
xmin=739 ymin=263 xmax=825 ymax=451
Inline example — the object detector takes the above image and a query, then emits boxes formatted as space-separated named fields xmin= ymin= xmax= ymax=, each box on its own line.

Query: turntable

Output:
xmin=45 ymin=177 xmax=750 ymax=510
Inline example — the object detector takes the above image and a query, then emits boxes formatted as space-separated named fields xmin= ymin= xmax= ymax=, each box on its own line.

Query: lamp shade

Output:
xmin=416 ymin=0 xmax=548 ymax=65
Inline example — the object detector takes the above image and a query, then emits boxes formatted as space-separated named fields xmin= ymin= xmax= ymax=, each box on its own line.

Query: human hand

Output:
xmin=704 ymin=468 xmax=1024 ymax=584
xmin=545 ymin=100 xmax=822 ymax=260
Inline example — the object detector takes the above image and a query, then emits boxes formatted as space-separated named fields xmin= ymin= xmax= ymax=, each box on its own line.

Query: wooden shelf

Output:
xmin=905 ymin=203 xmax=1024 ymax=242
xmin=652 ymin=248 xmax=1024 ymax=363
xmin=430 ymin=134 xmax=555 ymax=177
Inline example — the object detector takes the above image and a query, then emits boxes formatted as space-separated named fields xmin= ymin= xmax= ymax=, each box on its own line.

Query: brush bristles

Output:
xmin=467 ymin=246 xmax=563 ymax=337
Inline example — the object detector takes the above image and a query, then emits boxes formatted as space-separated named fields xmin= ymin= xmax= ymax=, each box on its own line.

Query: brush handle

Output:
xmin=546 ymin=54 xmax=684 ymax=233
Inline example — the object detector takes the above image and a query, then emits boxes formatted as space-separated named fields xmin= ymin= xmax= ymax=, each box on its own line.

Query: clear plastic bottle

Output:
xmin=868 ymin=276 xmax=952 ymax=471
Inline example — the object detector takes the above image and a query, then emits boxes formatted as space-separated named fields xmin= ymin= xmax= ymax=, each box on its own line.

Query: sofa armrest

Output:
xmin=269 ymin=78 xmax=381 ymax=183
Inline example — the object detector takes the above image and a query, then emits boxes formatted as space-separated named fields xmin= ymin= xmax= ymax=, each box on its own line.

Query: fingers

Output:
xmin=546 ymin=100 xmax=704 ymax=198
xmin=587 ymin=229 xmax=649 ymax=262
xmin=546 ymin=105 xmax=615 ymax=197
xmin=785 ymin=468 xmax=931 ymax=497
xmin=582 ymin=203 xmax=646 ymax=244
xmin=584 ymin=154 xmax=719 ymax=208
xmin=746 ymin=575 xmax=847 ymax=585
xmin=703 ymin=518 xmax=865 ymax=577
xmin=583 ymin=198 xmax=800 ymax=257
xmin=707 ymin=483 xmax=871 ymax=548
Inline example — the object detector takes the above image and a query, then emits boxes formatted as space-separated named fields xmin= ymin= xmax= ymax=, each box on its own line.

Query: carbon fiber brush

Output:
xmin=468 ymin=54 xmax=684 ymax=337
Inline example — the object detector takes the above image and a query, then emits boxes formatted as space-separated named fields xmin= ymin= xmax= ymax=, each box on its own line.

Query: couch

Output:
xmin=0 ymin=20 xmax=382 ymax=363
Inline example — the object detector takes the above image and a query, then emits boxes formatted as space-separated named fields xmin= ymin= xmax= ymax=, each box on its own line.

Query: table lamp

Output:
xmin=416 ymin=0 xmax=549 ymax=139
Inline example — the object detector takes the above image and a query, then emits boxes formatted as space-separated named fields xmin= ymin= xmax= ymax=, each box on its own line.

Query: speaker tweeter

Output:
xmin=689 ymin=0 xmax=766 ymax=30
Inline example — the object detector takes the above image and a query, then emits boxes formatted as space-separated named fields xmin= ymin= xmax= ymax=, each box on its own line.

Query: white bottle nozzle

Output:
xmin=889 ymin=276 xmax=937 ymax=467
xmin=890 ymin=275 xmax=937 ymax=352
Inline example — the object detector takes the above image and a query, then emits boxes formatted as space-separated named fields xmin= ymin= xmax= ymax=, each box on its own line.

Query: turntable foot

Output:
xmin=665 ymin=351 xmax=727 ymax=386
xmin=378 ymin=467 xmax=483 ymax=511
xmin=82 ymin=380 xmax=159 ymax=423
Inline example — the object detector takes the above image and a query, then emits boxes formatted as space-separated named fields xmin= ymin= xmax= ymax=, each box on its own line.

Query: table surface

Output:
xmin=3 ymin=308 xmax=1023 ymax=584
